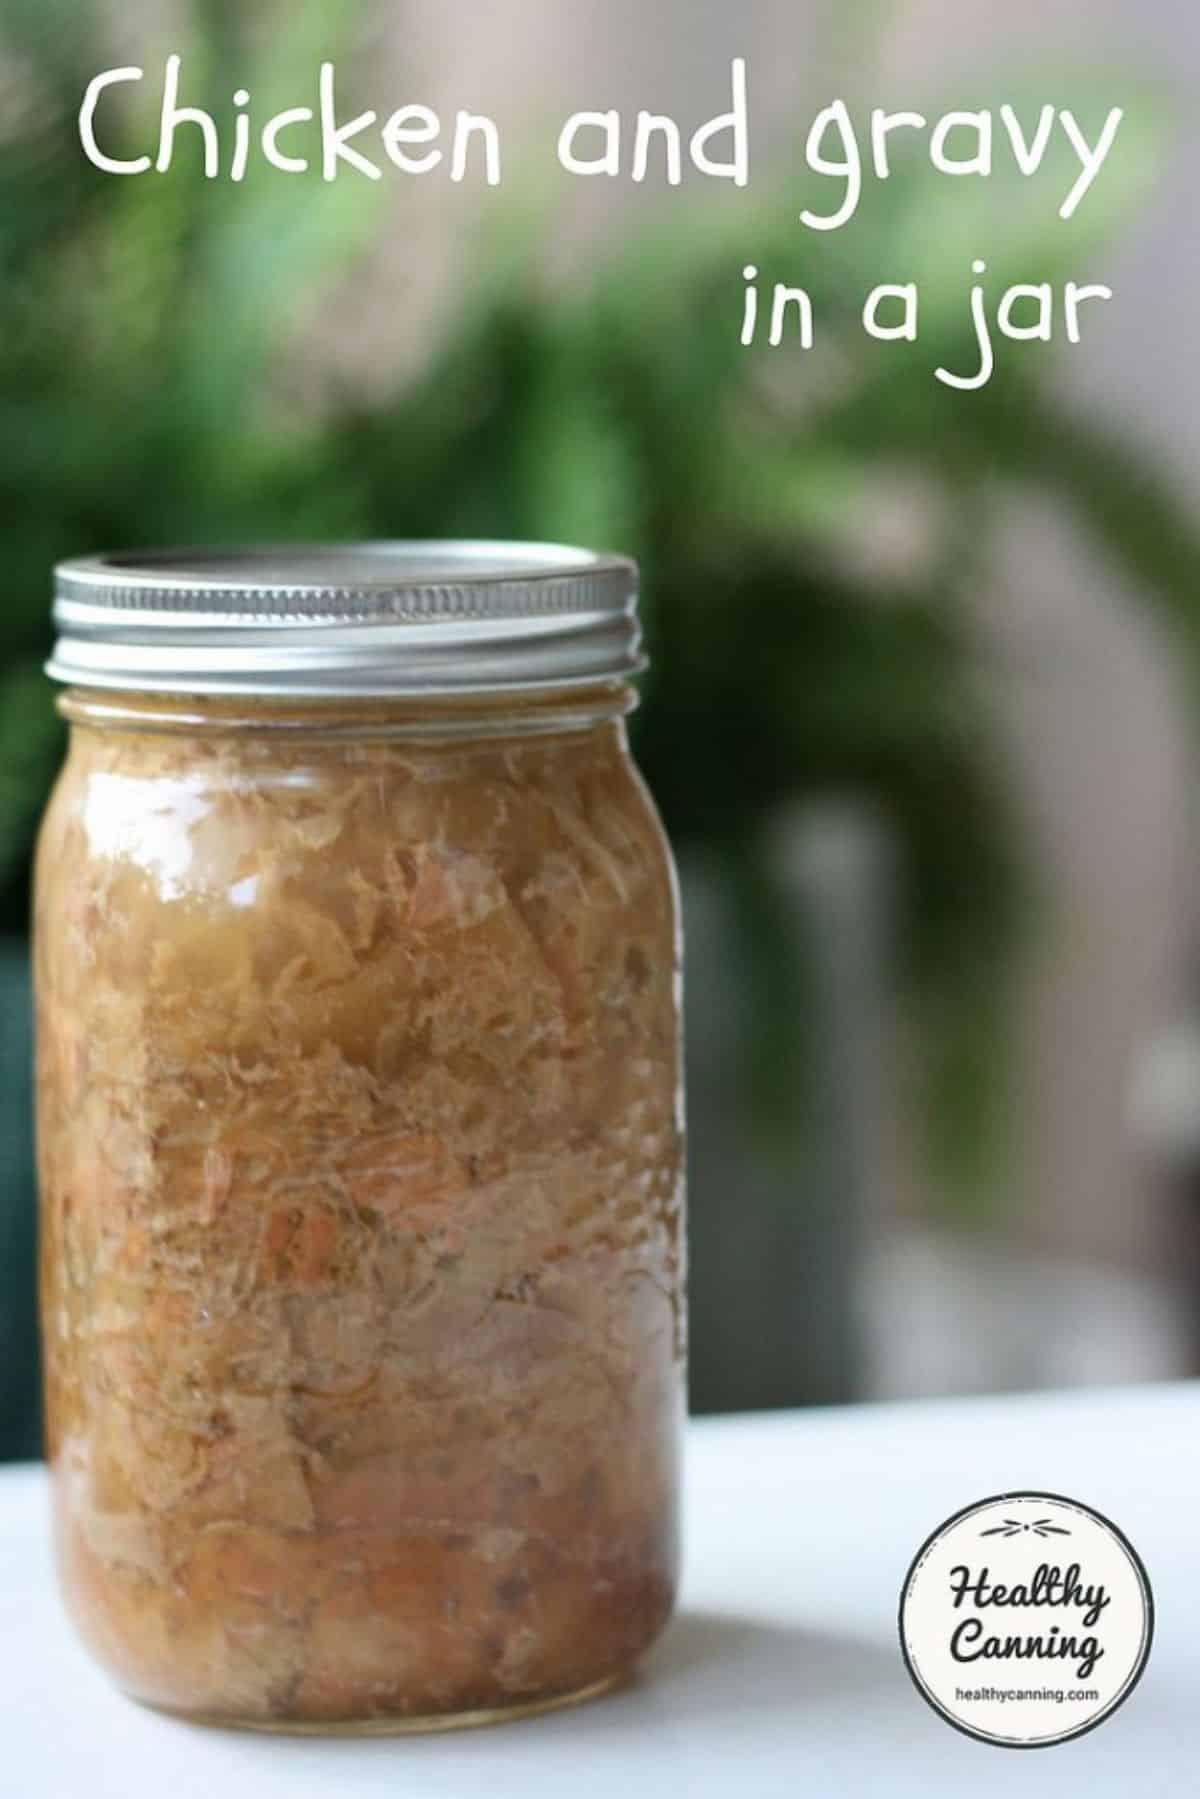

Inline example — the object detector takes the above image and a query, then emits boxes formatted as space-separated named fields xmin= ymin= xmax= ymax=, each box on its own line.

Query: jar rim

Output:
xmin=48 ymin=541 xmax=644 ymax=698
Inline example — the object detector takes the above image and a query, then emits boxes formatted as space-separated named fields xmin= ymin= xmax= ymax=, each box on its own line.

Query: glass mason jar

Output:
xmin=35 ymin=545 xmax=685 ymax=1732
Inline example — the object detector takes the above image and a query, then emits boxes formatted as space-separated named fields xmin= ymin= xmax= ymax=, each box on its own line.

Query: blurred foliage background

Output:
xmin=1 ymin=0 xmax=1198 ymax=1450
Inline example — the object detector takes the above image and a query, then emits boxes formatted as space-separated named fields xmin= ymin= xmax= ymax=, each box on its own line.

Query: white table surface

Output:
xmin=3 ymin=1382 xmax=1196 ymax=1797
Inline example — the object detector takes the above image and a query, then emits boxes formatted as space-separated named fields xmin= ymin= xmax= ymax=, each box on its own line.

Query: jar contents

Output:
xmin=36 ymin=700 xmax=685 ymax=1729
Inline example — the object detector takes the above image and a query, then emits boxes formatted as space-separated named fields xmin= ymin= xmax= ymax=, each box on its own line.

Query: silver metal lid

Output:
xmin=48 ymin=542 xmax=644 ymax=697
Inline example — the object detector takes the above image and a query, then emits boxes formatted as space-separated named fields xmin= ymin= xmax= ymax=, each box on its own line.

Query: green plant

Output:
xmin=0 ymin=0 xmax=1195 ymax=1215
xmin=318 ymin=91 xmax=1185 ymax=1201
xmin=0 ymin=0 xmax=373 ymax=927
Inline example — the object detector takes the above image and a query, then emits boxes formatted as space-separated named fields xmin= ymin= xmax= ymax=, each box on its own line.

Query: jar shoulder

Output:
xmin=34 ymin=727 xmax=681 ymax=1055
xmin=39 ymin=724 xmax=674 ymax=897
